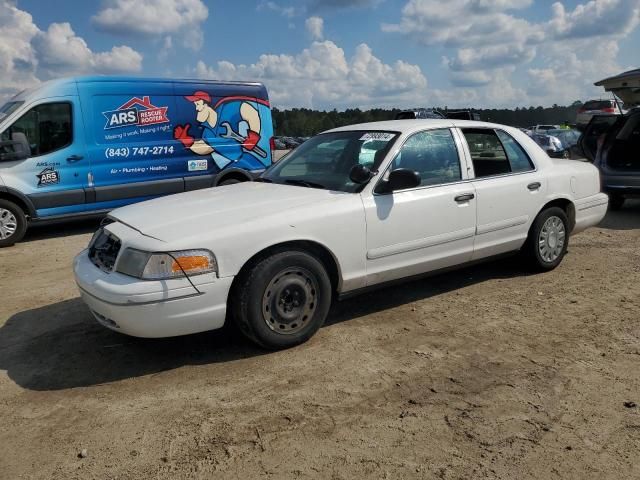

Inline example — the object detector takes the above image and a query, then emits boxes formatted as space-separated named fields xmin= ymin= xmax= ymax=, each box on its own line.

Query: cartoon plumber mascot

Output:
xmin=173 ymin=91 xmax=267 ymax=171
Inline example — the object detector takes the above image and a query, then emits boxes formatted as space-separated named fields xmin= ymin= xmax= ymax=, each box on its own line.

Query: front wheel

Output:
xmin=0 ymin=199 xmax=27 ymax=247
xmin=523 ymin=207 xmax=569 ymax=271
xmin=231 ymin=250 xmax=332 ymax=349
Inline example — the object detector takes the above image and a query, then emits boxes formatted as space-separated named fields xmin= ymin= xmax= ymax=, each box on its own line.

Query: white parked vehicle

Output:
xmin=74 ymin=120 xmax=608 ymax=349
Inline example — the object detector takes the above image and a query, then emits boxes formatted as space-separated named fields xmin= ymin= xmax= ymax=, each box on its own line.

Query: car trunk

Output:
xmin=579 ymin=69 xmax=640 ymax=171
xmin=595 ymin=69 xmax=640 ymax=109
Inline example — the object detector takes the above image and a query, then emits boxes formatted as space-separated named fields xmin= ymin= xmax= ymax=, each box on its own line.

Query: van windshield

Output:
xmin=0 ymin=101 xmax=23 ymax=122
xmin=262 ymin=130 xmax=399 ymax=192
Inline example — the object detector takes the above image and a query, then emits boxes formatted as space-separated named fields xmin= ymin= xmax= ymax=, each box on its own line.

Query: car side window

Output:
xmin=495 ymin=130 xmax=534 ymax=172
xmin=2 ymin=103 xmax=72 ymax=157
xmin=461 ymin=128 xmax=511 ymax=178
xmin=390 ymin=128 xmax=461 ymax=187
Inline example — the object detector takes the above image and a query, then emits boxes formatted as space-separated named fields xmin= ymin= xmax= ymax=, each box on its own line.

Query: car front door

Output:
xmin=0 ymin=99 xmax=88 ymax=217
xmin=362 ymin=128 xmax=477 ymax=286
xmin=457 ymin=127 xmax=545 ymax=260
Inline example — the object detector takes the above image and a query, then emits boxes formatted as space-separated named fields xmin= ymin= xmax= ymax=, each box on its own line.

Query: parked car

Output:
xmin=580 ymin=68 xmax=640 ymax=209
xmin=528 ymin=124 xmax=560 ymax=133
xmin=532 ymin=129 xmax=581 ymax=158
xmin=0 ymin=76 xmax=276 ymax=247
xmin=396 ymin=108 xmax=445 ymax=120
xmin=576 ymin=99 xmax=623 ymax=129
xmin=74 ymin=119 xmax=607 ymax=349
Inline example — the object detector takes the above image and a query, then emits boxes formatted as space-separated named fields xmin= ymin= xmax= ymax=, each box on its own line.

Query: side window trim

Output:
xmin=5 ymin=101 xmax=74 ymax=158
xmin=374 ymin=127 xmax=464 ymax=194
xmin=494 ymin=129 xmax=535 ymax=173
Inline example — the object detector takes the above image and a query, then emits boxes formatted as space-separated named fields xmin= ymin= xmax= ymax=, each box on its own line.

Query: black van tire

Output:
xmin=523 ymin=207 xmax=569 ymax=272
xmin=0 ymin=199 xmax=27 ymax=247
xmin=219 ymin=178 xmax=241 ymax=186
xmin=231 ymin=250 xmax=332 ymax=350
xmin=608 ymin=194 xmax=625 ymax=211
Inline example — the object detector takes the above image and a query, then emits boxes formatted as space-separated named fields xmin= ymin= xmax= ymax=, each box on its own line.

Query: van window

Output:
xmin=1 ymin=103 xmax=72 ymax=157
xmin=390 ymin=128 xmax=461 ymax=187
xmin=462 ymin=128 xmax=511 ymax=177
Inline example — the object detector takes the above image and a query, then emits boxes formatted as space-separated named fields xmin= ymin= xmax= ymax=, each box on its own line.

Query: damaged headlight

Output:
xmin=116 ymin=248 xmax=218 ymax=280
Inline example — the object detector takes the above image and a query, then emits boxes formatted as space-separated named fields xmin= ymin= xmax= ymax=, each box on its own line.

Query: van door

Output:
xmin=0 ymin=99 xmax=89 ymax=217
xmin=79 ymin=81 xmax=183 ymax=206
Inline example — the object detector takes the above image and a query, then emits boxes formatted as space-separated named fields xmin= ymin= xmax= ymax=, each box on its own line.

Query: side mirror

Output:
xmin=349 ymin=164 xmax=373 ymax=184
xmin=387 ymin=168 xmax=421 ymax=191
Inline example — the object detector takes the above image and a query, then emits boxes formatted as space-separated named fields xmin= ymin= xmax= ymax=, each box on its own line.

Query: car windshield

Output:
xmin=0 ymin=101 xmax=23 ymax=121
xmin=262 ymin=130 xmax=399 ymax=192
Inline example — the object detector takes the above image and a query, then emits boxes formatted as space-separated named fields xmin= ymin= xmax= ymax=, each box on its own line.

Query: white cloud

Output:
xmin=548 ymin=0 xmax=640 ymax=39
xmin=305 ymin=16 xmax=324 ymax=40
xmin=34 ymin=23 xmax=142 ymax=76
xmin=384 ymin=0 xmax=640 ymax=107
xmin=0 ymin=1 xmax=39 ymax=97
xmin=194 ymin=40 xmax=427 ymax=109
xmin=0 ymin=1 xmax=142 ymax=102
xmin=92 ymin=0 xmax=208 ymax=50
xmin=257 ymin=1 xmax=299 ymax=18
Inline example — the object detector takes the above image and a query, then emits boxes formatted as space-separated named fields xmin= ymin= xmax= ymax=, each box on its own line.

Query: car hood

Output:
xmin=109 ymin=182 xmax=354 ymax=243
xmin=595 ymin=68 xmax=640 ymax=107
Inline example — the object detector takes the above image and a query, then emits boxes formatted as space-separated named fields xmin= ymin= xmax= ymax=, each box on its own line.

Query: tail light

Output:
xmin=269 ymin=136 xmax=275 ymax=157
xmin=602 ymin=107 xmax=615 ymax=113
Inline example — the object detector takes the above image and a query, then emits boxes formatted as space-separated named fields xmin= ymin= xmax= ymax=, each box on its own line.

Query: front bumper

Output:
xmin=74 ymin=250 xmax=234 ymax=338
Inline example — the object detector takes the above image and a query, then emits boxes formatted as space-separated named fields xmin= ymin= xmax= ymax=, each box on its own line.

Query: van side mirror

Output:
xmin=0 ymin=133 xmax=30 ymax=162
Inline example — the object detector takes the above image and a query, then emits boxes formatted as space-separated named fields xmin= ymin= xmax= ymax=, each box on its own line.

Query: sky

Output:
xmin=1 ymin=0 xmax=639 ymax=110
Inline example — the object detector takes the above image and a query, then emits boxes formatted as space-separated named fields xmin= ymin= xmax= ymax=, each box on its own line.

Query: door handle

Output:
xmin=67 ymin=155 xmax=84 ymax=163
xmin=527 ymin=182 xmax=541 ymax=191
xmin=454 ymin=193 xmax=475 ymax=202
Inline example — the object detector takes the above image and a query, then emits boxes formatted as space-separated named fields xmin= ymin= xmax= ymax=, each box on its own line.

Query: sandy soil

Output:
xmin=1 ymin=201 xmax=639 ymax=480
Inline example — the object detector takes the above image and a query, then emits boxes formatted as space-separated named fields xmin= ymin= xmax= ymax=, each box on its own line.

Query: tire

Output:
xmin=231 ymin=249 xmax=332 ymax=350
xmin=0 ymin=199 xmax=27 ymax=248
xmin=608 ymin=194 xmax=625 ymax=211
xmin=219 ymin=178 xmax=242 ymax=186
xmin=523 ymin=207 xmax=569 ymax=272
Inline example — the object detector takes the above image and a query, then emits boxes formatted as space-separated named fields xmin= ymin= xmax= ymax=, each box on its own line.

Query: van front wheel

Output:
xmin=0 ymin=199 xmax=27 ymax=247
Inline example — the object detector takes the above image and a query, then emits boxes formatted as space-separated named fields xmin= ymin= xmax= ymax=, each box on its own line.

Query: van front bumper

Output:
xmin=73 ymin=250 xmax=234 ymax=338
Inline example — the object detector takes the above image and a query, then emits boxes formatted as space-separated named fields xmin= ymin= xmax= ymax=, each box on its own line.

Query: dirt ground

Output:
xmin=1 ymin=201 xmax=639 ymax=480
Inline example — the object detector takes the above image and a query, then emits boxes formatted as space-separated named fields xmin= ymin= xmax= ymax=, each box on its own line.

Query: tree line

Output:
xmin=272 ymin=101 xmax=585 ymax=136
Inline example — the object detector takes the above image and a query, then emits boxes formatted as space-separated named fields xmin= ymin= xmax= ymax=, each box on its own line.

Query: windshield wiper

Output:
xmin=283 ymin=179 xmax=327 ymax=189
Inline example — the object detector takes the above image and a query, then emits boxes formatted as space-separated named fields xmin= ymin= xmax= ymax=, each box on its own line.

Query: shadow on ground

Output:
xmin=598 ymin=199 xmax=640 ymax=231
xmin=0 ymin=257 xmax=528 ymax=391
xmin=23 ymin=218 xmax=103 ymax=242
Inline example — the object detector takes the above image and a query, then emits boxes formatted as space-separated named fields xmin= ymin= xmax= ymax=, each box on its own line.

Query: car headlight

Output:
xmin=116 ymin=248 xmax=217 ymax=280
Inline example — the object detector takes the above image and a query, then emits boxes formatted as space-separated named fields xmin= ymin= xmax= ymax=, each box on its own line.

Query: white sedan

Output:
xmin=74 ymin=120 xmax=608 ymax=349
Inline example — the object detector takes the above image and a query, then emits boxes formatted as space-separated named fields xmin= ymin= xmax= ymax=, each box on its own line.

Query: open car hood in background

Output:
xmin=595 ymin=69 xmax=640 ymax=107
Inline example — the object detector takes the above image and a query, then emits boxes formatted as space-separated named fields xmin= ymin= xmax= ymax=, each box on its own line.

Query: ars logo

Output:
xmin=37 ymin=167 xmax=60 ymax=187
xmin=103 ymin=96 xmax=169 ymax=130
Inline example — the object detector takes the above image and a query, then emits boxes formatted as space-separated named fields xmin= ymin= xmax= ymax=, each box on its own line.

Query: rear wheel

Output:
xmin=523 ymin=207 xmax=569 ymax=271
xmin=0 ymin=199 xmax=27 ymax=248
xmin=608 ymin=194 xmax=625 ymax=211
xmin=231 ymin=250 xmax=332 ymax=349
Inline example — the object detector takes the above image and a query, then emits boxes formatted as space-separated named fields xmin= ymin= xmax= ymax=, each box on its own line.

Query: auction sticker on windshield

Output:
xmin=359 ymin=132 xmax=396 ymax=141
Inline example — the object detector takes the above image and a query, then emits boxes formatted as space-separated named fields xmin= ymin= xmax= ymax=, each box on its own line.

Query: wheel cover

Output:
xmin=538 ymin=215 xmax=566 ymax=263
xmin=261 ymin=266 xmax=319 ymax=335
xmin=0 ymin=208 xmax=18 ymax=240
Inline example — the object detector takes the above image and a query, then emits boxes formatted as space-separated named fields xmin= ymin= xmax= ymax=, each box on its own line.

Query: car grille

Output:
xmin=89 ymin=229 xmax=121 ymax=272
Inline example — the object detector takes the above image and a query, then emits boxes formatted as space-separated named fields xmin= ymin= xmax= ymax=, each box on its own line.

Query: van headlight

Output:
xmin=116 ymin=248 xmax=217 ymax=280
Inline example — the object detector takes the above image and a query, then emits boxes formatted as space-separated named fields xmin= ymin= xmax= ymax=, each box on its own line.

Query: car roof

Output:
xmin=326 ymin=119 xmax=509 ymax=135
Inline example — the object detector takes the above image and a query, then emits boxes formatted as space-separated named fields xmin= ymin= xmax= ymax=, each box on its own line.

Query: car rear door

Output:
xmin=578 ymin=115 xmax=620 ymax=162
xmin=362 ymin=128 xmax=476 ymax=286
xmin=457 ymin=127 xmax=545 ymax=260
